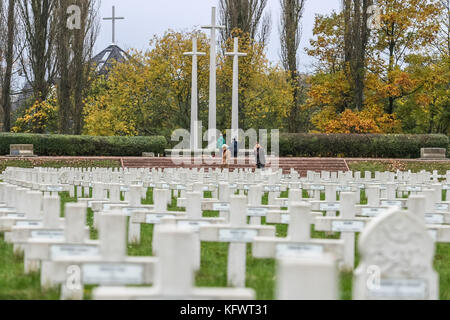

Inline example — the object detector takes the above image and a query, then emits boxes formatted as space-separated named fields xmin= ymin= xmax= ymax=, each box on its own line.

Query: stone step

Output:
xmin=121 ymin=157 xmax=348 ymax=176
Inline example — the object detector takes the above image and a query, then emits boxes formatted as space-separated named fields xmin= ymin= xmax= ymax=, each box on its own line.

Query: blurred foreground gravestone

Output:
xmin=353 ymin=208 xmax=439 ymax=300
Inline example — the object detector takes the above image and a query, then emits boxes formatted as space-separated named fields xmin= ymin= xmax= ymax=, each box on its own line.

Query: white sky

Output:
xmin=95 ymin=0 xmax=342 ymax=72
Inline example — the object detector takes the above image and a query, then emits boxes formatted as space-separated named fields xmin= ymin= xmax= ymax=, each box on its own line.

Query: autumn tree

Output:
xmin=434 ymin=0 xmax=449 ymax=56
xmin=55 ymin=0 xmax=99 ymax=134
xmin=0 ymin=0 xmax=16 ymax=131
xmin=373 ymin=0 xmax=441 ymax=114
xmin=83 ymin=30 xmax=293 ymax=136
xmin=219 ymin=0 xmax=271 ymax=47
xmin=306 ymin=0 xmax=445 ymax=134
xmin=341 ymin=0 xmax=372 ymax=111
xmin=307 ymin=12 xmax=353 ymax=113
xmin=12 ymin=86 xmax=59 ymax=133
xmin=279 ymin=0 xmax=306 ymax=132
xmin=18 ymin=0 xmax=57 ymax=103
xmin=84 ymin=31 xmax=211 ymax=137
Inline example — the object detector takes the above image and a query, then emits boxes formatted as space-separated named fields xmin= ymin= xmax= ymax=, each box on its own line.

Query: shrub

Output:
xmin=0 ymin=133 xmax=167 ymax=156
xmin=279 ymin=134 xmax=449 ymax=158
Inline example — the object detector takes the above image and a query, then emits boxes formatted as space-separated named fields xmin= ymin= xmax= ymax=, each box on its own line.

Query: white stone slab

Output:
xmin=361 ymin=207 xmax=386 ymax=217
xmin=51 ymin=245 xmax=99 ymax=259
xmin=320 ymin=203 xmax=340 ymax=211
xmin=331 ymin=220 xmax=365 ymax=232
xmin=213 ymin=203 xmax=230 ymax=211
xmin=16 ymin=221 xmax=43 ymax=227
xmin=247 ymin=207 xmax=268 ymax=217
xmin=281 ymin=214 xmax=290 ymax=224
xmin=368 ymin=279 xmax=427 ymax=299
xmin=31 ymin=230 xmax=65 ymax=240
xmin=219 ymin=229 xmax=258 ymax=242
xmin=177 ymin=220 xmax=211 ymax=232
xmin=276 ymin=243 xmax=324 ymax=259
xmin=82 ymin=264 xmax=144 ymax=285
xmin=380 ymin=200 xmax=402 ymax=207
xmin=424 ymin=213 xmax=444 ymax=225
xmin=145 ymin=213 xmax=168 ymax=224
xmin=435 ymin=203 xmax=449 ymax=211
xmin=406 ymin=186 xmax=422 ymax=192
xmin=264 ymin=185 xmax=281 ymax=192
xmin=337 ymin=186 xmax=352 ymax=192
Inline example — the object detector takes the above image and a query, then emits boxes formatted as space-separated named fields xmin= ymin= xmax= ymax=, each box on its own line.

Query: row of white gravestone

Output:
xmin=2 ymin=167 xmax=450 ymax=253
xmin=0 ymin=165 xmax=450 ymax=300
xmin=3 ymin=166 xmax=448 ymax=203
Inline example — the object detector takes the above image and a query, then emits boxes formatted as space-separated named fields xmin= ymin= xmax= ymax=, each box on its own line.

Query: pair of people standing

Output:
xmin=218 ymin=134 xmax=265 ymax=170
xmin=217 ymin=135 xmax=238 ymax=158
xmin=218 ymin=135 xmax=238 ymax=169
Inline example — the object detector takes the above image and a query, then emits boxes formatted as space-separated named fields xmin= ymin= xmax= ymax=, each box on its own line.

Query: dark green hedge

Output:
xmin=279 ymin=134 xmax=449 ymax=158
xmin=1 ymin=133 xmax=447 ymax=158
xmin=0 ymin=133 xmax=167 ymax=156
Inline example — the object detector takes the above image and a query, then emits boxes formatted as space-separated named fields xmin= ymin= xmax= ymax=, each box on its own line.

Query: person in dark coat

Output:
xmin=232 ymin=138 xmax=238 ymax=158
xmin=254 ymin=142 xmax=266 ymax=169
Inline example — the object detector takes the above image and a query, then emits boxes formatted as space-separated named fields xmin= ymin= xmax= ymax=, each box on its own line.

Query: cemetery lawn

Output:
xmin=0 ymin=186 xmax=449 ymax=300
xmin=0 ymin=159 xmax=120 ymax=173
xmin=347 ymin=160 xmax=450 ymax=176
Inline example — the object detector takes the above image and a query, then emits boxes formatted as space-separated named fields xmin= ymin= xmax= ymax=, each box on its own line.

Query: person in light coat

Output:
xmin=221 ymin=144 xmax=231 ymax=169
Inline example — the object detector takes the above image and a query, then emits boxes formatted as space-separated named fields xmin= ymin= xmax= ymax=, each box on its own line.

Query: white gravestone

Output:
xmin=353 ymin=207 xmax=439 ymax=300
xmin=92 ymin=225 xmax=255 ymax=300
xmin=315 ymin=192 xmax=369 ymax=270
xmin=51 ymin=211 xmax=157 ymax=300
xmin=199 ymin=195 xmax=275 ymax=287
xmin=276 ymin=253 xmax=338 ymax=300
xmin=153 ymin=191 xmax=225 ymax=270
xmin=253 ymin=201 xmax=344 ymax=261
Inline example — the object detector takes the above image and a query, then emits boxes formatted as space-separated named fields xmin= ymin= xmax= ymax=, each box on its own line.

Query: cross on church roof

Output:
xmin=103 ymin=5 xmax=125 ymax=45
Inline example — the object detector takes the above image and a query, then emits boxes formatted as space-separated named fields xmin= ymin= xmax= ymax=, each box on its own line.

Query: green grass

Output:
xmin=0 ymin=237 xmax=60 ymax=299
xmin=0 ymin=159 xmax=120 ymax=173
xmin=1 ymin=182 xmax=450 ymax=300
xmin=348 ymin=160 xmax=450 ymax=176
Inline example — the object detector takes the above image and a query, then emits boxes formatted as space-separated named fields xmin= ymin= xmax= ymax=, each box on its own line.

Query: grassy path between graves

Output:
xmin=0 ymin=188 xmax=449 ymax=299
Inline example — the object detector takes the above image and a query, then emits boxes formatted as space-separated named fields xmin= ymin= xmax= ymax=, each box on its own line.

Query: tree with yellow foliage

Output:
xmin=306 ymin=0 xmax=445 ymax=134
xmin=84 ymin=31 xmax=210 ymax=137
xmin=83 ymin=29 xmax=293 ymax=136
xmin=12 ymin=87 xmax=59 ymax=134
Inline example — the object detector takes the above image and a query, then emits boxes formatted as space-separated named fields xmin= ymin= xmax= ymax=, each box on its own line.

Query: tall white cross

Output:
xmin=103 ymin=6 xmax=125 ymax=45
xmin=202 ymin=7 xmax=225 ymax=150
xmin=184 ymin=37 xmax=206 ymax=151
xmin=225 ymin=37 xmax=247 ymax=140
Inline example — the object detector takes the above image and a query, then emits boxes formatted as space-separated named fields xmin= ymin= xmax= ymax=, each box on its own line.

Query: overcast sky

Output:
xmin=96 ymin=0 xmax=341 ymax=72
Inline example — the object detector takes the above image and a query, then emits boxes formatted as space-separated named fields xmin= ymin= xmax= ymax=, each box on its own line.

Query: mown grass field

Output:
xmin=347 ymin=160 xmax=450 ymax=176
xmin=0 ymin=160 xmax=449 ymax=300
